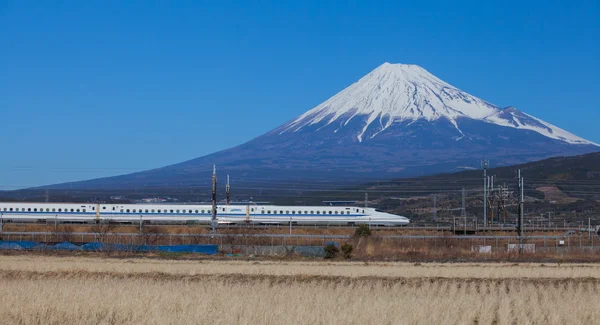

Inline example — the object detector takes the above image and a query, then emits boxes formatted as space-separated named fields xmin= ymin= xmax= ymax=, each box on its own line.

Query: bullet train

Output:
xmin=0 ymin=202 xmax=410 ymax=226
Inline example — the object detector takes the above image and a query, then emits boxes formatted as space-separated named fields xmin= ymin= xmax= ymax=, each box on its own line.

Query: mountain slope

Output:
xmin=280 ymin=63 xmax=595 ymax=145
xmin=48 ymin=63 xmax=598 ymax=189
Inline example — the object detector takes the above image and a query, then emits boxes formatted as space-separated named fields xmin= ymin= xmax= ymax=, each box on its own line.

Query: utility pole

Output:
xmin=461 ymin=188 xmax=466 ymax=218
xmin=488 ymin=176 xmax=495 ymax=224
xmin=211 ymin=165 xmax=218 ymax=235
xmin=501 ymin=183 xmax=508 ymax=224
xmin=482 ymin=160 xmax=489 ymax=225
xmin=365 ymin=193 xmax=368 ymax=208
xmin=44 ymin=190 xmax=49 ymax=203
xmin=518 ymin=169 xmax=524 ymax=252
xmin=433 ymin=196 xmax=437 ymax=223
xmin=226 ymin=175 xmax=231 ymax=205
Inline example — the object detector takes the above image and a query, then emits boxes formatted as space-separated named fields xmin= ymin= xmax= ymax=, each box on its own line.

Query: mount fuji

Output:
xmin=55 ymin=63 xmax=599 ymax=188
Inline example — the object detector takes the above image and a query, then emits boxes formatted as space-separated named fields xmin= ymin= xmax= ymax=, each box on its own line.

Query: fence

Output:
xmin=1 ymin=231 xmax=599 ymax=255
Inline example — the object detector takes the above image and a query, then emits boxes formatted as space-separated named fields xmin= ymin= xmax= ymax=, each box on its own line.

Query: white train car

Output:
xmin=0 ymin=202 xmax=409 ymax=226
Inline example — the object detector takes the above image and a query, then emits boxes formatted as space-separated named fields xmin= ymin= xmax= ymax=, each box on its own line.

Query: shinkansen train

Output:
xmin=0 ymin=202 xmax=410 ymax=226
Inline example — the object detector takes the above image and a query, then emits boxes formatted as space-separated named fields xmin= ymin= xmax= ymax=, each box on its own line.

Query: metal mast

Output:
xmin=517 ymin=169 xmax=524 ymax=252
xmin=433 ymin=196 xmax=437 ymax=223
xmin=482 ymin=160 xmax=488 ymax=225
xmin=211 ymin=165 xmax=218 ymax=235
xmin=461 ymin=188 xmax=466 ymax=218
xmin=226 ymin=174 xmax=231 ymax=205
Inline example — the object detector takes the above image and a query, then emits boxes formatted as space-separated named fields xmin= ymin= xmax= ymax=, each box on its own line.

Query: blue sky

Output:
xmin=1 ymin=0 xmax=598 ymax=188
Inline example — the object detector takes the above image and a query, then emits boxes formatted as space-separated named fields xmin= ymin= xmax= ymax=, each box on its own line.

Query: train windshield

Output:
xmin=375 ymin=209 xmax=385 ymax=213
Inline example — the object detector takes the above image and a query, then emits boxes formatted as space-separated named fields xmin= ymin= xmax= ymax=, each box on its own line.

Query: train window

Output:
xmin=151 ymin=209 xmax=155 ymax=213
xmin=286 ymin=211 xmax=289 ymax=214
xmin=316 ymin=211 xmax=320 ymax=214
xmin=45 ymin=208 xmax=49 ymax=212
xmin=28 ymin=208 xmax=31 ymax=212
xmin=120 ymin=209 xmax=123 ymax=212
xmin=9 ymin=208 xmax=12 ymax=211
xmin=144 ymin=209 xmax=148 ymax=213
xmin=170 ymin=210 xmax=173 ymax=213
xmin=304 ymin=211 xmax=308 ymax=214
xmin=187 ymin=210 xmax=191 ymax=213
xmin=329 ymin=211 xmax=332 ymax=214
xmin=33 ymin=208 xmax=37 ymax=212
xmin=175 ymin=209 xmax=179 ymax=213
xmin=251 ymin=208 xmax=254 ymax=212
xmin=267 ymin=210 xmax=271 ymax=214
xmin=70 ymin=209 xmax=74 ymax=212
xmin=356 ymin=209 xmax=359 ymax=212
xmin=112 ymin=207 xmax=115 ymax=211
xmin=362 ymin=210 xmax=365 ymax=213
xmin=291 ymin=211 xmax=295 ymax=214
xmin=82 ymin=209 xmax=86 ymax=212
xmin=222 ymin=208 xmax=225 ymax=212
xmin=346 ymin=211 xmax=350 ymax=215
xmin=58 ymin=208 xmax=62 ymax=212
xmin=52 ymin=208 xmax=55 ymax=212
xmin=92 ymin=207 xmax=95 ymax=211
xmin=102 ymin=207 xmax=106 ymax=210
xmin=76 ymin=209 xmax=80 ymax=212
xmin=126 ymin=209 xmax=130 ymax=213
xmin=280 ymin=211 xmax=283 ymax=214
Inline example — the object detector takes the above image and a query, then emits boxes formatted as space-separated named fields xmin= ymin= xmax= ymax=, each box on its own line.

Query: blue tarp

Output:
xmin=52 ymin=241 xmax=80 ymax=251
xmin=0 ymin=242 xmax=23 ymax=250
xmin=0 ymin=241 xmax=218 ymax=254
xmin=158 ymin=244 xmax=218 ymax=254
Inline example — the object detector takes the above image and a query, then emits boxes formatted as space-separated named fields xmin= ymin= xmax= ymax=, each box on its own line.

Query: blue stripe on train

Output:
xmin=0 ymin=211 xmax=367 ymax=217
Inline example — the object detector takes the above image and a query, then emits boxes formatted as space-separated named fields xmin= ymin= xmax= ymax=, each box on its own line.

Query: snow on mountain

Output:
xmin=281 ymin=62 xmax=597 ymax=146
xmin=47 ymin=62 xmax=599 ymax=189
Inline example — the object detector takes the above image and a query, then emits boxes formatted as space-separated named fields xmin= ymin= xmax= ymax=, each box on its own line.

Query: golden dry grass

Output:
xmin=1 ymin=256 xmax=599 ymax=324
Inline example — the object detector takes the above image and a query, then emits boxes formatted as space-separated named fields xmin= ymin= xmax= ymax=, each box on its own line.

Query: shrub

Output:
xmin=324 ymin=243 xmax=340 ymax=259
xmin=354 ymin=224 xmax=372 ymax=237
xmin=341 ymin=243 xmax=353 ymax=259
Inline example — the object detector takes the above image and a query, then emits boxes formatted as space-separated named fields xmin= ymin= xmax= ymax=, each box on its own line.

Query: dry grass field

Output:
xmin=1 ymin=256 xmax=599 ymax=324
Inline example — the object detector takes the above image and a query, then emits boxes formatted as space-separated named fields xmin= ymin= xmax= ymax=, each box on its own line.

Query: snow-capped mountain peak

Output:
xmin=281 ymin=63 xmax=597 ymax=146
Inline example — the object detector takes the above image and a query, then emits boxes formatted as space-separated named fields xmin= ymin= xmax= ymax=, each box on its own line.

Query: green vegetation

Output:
xmin=354 ymin=225 xmax=372 ymax=237
xmin=341 ymin=243 xmax=353 ymax=259
xmin=323 ymin=244 xmax=339 ymax=259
